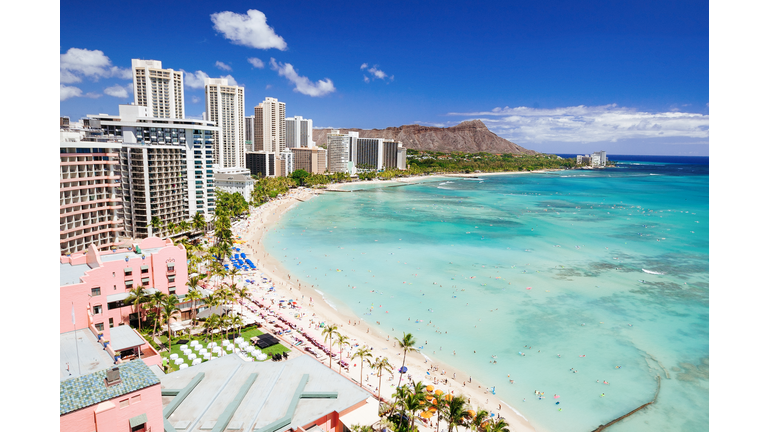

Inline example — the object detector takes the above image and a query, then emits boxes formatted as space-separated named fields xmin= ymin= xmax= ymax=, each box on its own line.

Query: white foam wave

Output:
xmin=421 ymin=353 xmax=432 ymax=362
xmin=642 ymin=269 xmax=665 ymax=275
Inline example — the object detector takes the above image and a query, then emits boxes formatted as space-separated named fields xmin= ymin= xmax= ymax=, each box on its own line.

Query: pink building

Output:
xmin=60 ymin=236 xmax=189 ymax=342
xmin=60 ymin=359 xmax=163 ymax=432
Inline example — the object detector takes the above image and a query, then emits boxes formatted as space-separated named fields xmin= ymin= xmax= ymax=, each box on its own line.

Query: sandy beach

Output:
xmin=225 ymin=180 xmax=538 ymax=432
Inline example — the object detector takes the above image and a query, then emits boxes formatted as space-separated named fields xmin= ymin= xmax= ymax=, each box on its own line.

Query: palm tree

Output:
xmin=372 ymin=357 xmax=393 ymax=411
xmin=352 ymin=347 xmax=374 ymax=387
xmin=392 ymin=386 xmax=412 ymax=431
xmin=147 ymin=216 xmax=163 ymax=236
xmin=404 ymin=391 xmax=425 ymax=432
xmin=444 ymin=394 xmax=470 ymax=432
xmin=125 ymin=286 xmax=148 ymax=331
xmin=193 ymin=212 xmax=206 ymax=234
xmin=167 ymin=221 xmax=177 ymax=235
xmin=185 ymin=288 xmax=203 ymax=326
xmin=148 ymin=291 xmax=167 ymax=339
xmin=485 ymin=418 xmax=510 ymax=432
xmin=336 ymin=334 xmax=351 ymax=373
xmin=431 ymin=392 xmax=448 ymax=432
xmin=227 ymin=266 xmax=239 ymax=286
xmin=230 ymin=314 xmax=244 ymax=339
xmin=232 ymin=284 xmax=249 ymax=316
xmin=178 ymin=220 xmax=190 ymax=234
xmin=321 ymin=324 xmax=339 ymax=368
xmin=469 ymin=409 xmax=490 ymax=432
xmin=204 ymin=314 xmax=221 ymax=341
xmin=395 ymin=332 xmax=418 ymax=389
xmin=161 ymin=295 xmax=180 ymax=352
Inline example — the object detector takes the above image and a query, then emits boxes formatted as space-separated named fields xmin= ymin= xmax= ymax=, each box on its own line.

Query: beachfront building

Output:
xmin=214 ymin=172 xmax=254 ymax=202
xmin=159 ymin=354 xmax=380 ymax=432
xmin=132 ymin=59 xmax=184 ymax=119
xmin=291 ymin=146 xmax=327 ymax=174
xmin=244 ymin=114 xmax=255 ymax=151
xmin=205 ymin=78 xmax=246 ymax=169
xmin=213 ymin=166 xmax=251 ymax=176
xmin=60 ymin=357 xmax=164 ymax=432
xmin=60 ymin=236 xmax=189 ymax=339
xmin=326 ymin=130 xmax=357 ymax=173
xmin=351 ymin=138 xmax=407 ymax=171
xmin=277 ymin=150 xmax=294 ymax=177
xmin=245 ymin=151 xmax=277 ymax=177
xmin=286 ymin=115 xmax=314 ymax=148
xmin=60 ymin=127 xmax=124 ymax=255
xmin=253 ymin=97 xmax=286 ymax=153
xmin=87 ymin=104 xmax=219 ymax=238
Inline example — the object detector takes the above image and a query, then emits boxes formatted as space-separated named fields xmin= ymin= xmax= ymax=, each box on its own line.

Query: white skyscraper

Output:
xmin=244 ymin=115 xmax=255 ymax=152
xmin=286 ymin=115 xmax=314 ymax=148
xmin=254 ymin=97 xmax=286 ymax=153
xmin=205 ymin=78 xmax=246 ymax=168
xmin=131 ymin=59 xmax=185 ymax=119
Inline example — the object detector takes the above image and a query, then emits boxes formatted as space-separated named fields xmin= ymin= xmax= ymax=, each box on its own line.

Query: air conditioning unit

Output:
xmin=105 ymin=366 xmax=122 ymax=387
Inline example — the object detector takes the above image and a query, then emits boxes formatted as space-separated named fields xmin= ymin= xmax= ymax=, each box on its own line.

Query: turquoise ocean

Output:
xmin=263 ymin=156 xmax=709 ymax=432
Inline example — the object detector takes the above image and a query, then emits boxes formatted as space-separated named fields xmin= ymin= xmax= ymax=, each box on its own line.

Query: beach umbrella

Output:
xmin=426 ymin=385 xmax=435 ymax=392
xmin=445 ymin=394 xmax=453 ymax=402
xmin=434 ymin=389 xmax=443 ymax=396
xmin=420 ymin=411 xmax=433 ymax=419
xmin=468 ymin=410 xmax=476 ymax=418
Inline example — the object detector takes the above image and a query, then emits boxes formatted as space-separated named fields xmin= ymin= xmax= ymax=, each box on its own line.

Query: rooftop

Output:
xmin=60 ymin=359 xmax=160 ymax=415
xmin=60 ymin=246 xmax=165 ymax=286
xmin=160 ymin=354 xmax=371 ymax=432
xmin=60 ymin=329 xmax=115 ymax=381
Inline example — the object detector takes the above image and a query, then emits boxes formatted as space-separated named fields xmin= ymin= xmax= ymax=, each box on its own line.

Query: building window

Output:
xmin=169 ymin=287 xmax=176 ymax=295
xmin=131 ymin=394 xmax=141 ymax=404
xmin=93 ymin=304 xmax=102 ymax=315
xmin=95 ymin=322 xmax=104 ymax=331
xmin=125 ymin=280 xmax=133 ymax=288
xmin=91 ymin=287 xmax=101 ymax=296
xmin=109 ymin=318 xmax=114 ymax=328
xmin=168 ymin=275 xmax=176 ymax=283
xmin=120 ymin=398 xmax=129 ymax=409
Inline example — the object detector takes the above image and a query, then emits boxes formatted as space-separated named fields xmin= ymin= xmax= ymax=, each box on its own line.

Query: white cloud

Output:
xmin=265 ymin=84 xmax=272 ymax=89
xmin=446 ymin=104 xmax=709 ymax=143
xmin=270 ymin=58 xmax=335 ymax=97
xmin=221 ymin=75 xmax=239 ymax=87
xmin=215 ymin=61 xmax=232 ymax=71
xmin=360 ymin=63 xmax=394 ymax=82
xmin=248 ymin=57 xmax=265 ymax=69
xmin=60 ymin=48 xmax=131 ymax=83
xmin=191 ymin=96 xmax=200 ymax=103
xmin=83 ymin=92 xmax=102 ymax=99
xmin=104 ymin=84 xmax=130 ymax=98
xmin=60 ymin=85 xmax=83 ymax=101
xmin=211 ymin=9 xmax=287 ymax=50
xmin=183 ymin=70 xmax=210 ymax=88
xmin=183 ymin=70 xmax=239 ymax=88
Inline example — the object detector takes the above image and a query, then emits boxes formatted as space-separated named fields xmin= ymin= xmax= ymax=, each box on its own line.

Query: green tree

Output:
xmin=161 ymin=295 xmax=180 ymax=352
xmin=291 ymin=169 xmax=310 ymax=185
xmin=125 ymin=286 xmax=149 ymax=331
xmin=193 ymin=212 xmax=206 ymax=233
xmin=372 ymin=357 xmax=393 ymax=411
xmin=148 ymin=291 xmax=167 ymax=339
xmin=352 ymin=347 xmax=374 ymax=387
xmin=185 ymin=287 xmax=203 ymax=325
xmin=336 ymin=334 xmax=351 ymax=373
xmin=395 ymin=332 xmax=418 ymax=389
xmin=321 ymin=324 xmax=339 ymax=369
xmin=147 ymin=216 xmax=163 ymax=236
xmin=485 ymin=417 xmax=510 ymax=432
xmin=444 ymin=394 xmax=470 ymax=432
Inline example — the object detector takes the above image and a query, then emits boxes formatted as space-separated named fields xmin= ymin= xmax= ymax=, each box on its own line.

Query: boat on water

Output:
xmin=642 ymin=269 xmax=665 ymax=275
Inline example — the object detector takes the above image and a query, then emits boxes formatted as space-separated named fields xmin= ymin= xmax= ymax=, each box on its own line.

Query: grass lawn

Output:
xmin=154 ymin=325 xmax=291 ymax=372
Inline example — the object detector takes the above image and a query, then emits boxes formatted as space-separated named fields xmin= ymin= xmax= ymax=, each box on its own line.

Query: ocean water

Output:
xmin=263 ymin=158 xmax=709 ymax=432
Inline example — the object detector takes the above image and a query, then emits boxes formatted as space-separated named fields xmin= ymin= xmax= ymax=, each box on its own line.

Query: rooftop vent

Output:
xmin=105 ymin=367 xmax=122 ymax=387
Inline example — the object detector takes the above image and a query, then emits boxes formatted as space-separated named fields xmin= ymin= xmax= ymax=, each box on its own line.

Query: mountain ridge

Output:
xmin=312 ymin=120 xmax=536 ymax=154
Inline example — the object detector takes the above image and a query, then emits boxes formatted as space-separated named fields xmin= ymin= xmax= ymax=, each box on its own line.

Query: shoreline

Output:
xmin=233 ymin=186 xmax=539 ymax=432
xmin=324 ymin=169 xmax=565 ymax=191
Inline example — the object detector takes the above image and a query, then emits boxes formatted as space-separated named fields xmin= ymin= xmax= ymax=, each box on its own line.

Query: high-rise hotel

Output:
xmin=131 ymin=59 xmax=184 ymax=119
xmin=204 ymin=78 xmax=245 ymax=168
xmin=286 ymin=115 xmax=313 ymax=148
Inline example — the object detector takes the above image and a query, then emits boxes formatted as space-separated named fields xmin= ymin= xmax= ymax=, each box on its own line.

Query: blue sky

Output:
xmin=60 ymin=0 xmax=709 ymax=155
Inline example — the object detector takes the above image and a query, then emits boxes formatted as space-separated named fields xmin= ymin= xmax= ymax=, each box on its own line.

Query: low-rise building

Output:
xmin=60 ymin=236 xmax=188 ymax=339
xmin=159 ymin=354 xmax=380 ymax=432
xmin=214 ymin=172 xmax=254 ymax=202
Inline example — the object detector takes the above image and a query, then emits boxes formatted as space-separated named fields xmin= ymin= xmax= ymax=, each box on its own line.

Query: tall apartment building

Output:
xmin=276 ymin=151 xmax=294 ymax=177
xmin=60 ymin=127 xmax=123 ymax=255
xmin=291 ymin=147 xmax=327 ymax=174
xmin=352 ymin=138 xmax=407 ymax=171
xmin=244 ymin=115 xmax=255 ymax=152
xmin=245 ymin=151 xmax=276 ymax=177
xmin=326 ymin=131 xmax=357 ymax=173
xmin=286 ymin=115 xmax=313 ymax=148
xmin=87 ymin=105 xmax=219 ymax=239
xmin=253 ymin=97 xmax=286 ymax=153
xmin=131 ymin=59 xmax=184 ymax=119
xmin=205 ymin=78 xmax=246 ymax=169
